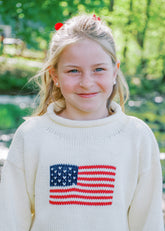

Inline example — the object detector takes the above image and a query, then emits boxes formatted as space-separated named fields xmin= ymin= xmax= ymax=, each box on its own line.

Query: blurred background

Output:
xmin=0 ymin=0 xmax=165 ymax=217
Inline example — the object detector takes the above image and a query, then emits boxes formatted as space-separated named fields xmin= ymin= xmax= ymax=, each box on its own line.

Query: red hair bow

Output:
xmin=54 ymin=22 xmax=63 ymax=30
xmin=93 ymin=14 xmax=101 ymax=21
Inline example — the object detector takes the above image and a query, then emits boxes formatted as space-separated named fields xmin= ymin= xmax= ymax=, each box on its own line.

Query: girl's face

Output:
xmin=51 ymin=39 xmax=117 ymax=120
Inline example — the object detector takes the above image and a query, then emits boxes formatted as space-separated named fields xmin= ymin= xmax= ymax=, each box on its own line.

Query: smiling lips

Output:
xmin=77 ymin=92 xmax=99 ymax=98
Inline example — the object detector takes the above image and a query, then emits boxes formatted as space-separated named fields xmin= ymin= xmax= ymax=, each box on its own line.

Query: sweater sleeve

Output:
xmin=128 ymin=123 xmax=164 ymax=231
xmin=0 ymin=126 xmax=33 ymax=231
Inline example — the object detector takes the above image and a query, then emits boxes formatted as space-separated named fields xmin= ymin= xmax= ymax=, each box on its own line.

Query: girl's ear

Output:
xmin=49 ymin=68 xmax=60 ymax=87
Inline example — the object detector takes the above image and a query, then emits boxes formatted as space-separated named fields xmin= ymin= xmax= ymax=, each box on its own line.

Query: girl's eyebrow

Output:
xmin=64 ymin=64 xmax=80 ymax=68
xmin=63 ymin=63 xmax=109 ymax=67
xmin=94 ymin=63 xmax=109 ymax=66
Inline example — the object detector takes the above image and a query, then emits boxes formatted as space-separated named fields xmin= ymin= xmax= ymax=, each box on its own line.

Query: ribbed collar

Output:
xmin=46 ymin=101 xmax=127 ymax=129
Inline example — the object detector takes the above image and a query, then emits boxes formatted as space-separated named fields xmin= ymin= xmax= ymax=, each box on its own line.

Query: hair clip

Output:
xmin=117 ymin=60 xmax=120 ymax=69
xmin=54 ymin=22 xmax=63 ymax=30
xmin=92 ymin=14 xmax=101 ymax=21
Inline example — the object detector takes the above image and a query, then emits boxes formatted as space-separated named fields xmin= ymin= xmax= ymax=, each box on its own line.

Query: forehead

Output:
xmin=58 ymin=39 xmax=112 ymax=65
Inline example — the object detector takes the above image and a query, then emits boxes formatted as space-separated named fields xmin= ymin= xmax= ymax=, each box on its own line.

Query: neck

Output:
xmin=58 ymin=108 xmax=110 ymax=121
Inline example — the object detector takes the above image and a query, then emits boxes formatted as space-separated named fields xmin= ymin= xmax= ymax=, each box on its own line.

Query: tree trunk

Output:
xmin=136 ymin=0 xmax=152 ymax=70
xmin=162 ymin=56 xmax=165 ymax=83
xmin=137 ymin=0 xmax=152 ymax=49
xmin=123 ymin=38 xmax=128 ymax=60
xmin=123 ymin=0 xmax=133 ymax=61
xmin=109 ymin=0 xmax=114 ymax=12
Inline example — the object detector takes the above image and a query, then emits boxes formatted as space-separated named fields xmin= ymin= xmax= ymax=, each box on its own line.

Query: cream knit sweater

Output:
xmin=0 ymin=102 xmax=164 ymax=231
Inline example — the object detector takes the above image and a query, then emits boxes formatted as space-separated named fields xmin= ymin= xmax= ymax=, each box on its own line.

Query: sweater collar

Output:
xmin=46 ymin=101 xmax=127 ymax=128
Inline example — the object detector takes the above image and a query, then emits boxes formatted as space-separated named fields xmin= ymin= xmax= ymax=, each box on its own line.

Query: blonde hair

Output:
xmin=33 ymin=14 xmax=129 ymax=116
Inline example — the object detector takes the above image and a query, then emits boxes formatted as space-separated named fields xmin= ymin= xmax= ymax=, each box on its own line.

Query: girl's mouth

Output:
xmin=77 ymin=92 xmax=99 ymax=98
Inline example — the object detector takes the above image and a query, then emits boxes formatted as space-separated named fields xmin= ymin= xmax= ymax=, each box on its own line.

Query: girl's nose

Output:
xmin=79 ymin=72 xmax=94 ymax=88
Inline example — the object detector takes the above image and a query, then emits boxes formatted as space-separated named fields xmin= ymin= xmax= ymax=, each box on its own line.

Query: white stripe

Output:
xmin=49 ymin=198 xmax=113 ymax=203
xmin=50 ymin=191 xmax=114 ymax=197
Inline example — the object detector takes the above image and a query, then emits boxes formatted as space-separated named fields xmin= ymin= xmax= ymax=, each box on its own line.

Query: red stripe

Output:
xmin=78 ymin=171 xmax=116 ymax=176
xmin=50 ymin=194 xmax=113 ymax=200
xmin=49 ymin=200 xmax=112 ymax=206
xmin=50 ymin=188 xmax=114 ymax=194
xmin=78 ymin=177 xmax=115 ymax=182
xmin=79 ymin=165 xmax=116 ymax=170
xmin=77 ymin=182 xmax=114 ymax=188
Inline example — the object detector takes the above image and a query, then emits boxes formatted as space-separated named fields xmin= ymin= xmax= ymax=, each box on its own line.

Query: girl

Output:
xmin=0 ymin=14 xmax=164 ymax=231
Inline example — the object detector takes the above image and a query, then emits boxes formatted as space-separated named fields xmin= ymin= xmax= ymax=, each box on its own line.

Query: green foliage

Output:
xmin=0 ymin=57 xmax=39 ymax=94
xmin=127 ymin=76 xmax=165 ymax=97
xmin=0 ymin=104 xmax=31 ymax=130
xmin=0 ymin=0 xmax=165 ymax=79
xmin=161 ymin=159 xmax=165 ymax=184
xmin=0 ymin=0 xmax=105 ymax=49
xmin=126 ymin=99 xmax=165 ymax=153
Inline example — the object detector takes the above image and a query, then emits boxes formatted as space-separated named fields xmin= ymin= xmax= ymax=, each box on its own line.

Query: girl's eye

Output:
xmin=68 ymin=69 xmax=79 ymax=73
xmin=95 ymin=68 xmax=104 ymax=72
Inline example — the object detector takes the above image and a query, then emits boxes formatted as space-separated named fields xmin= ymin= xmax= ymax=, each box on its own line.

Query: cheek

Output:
xmin=59 ymin=77 xmax=78 ymax=95
xmin=98 ymin=77 xmax=114 ymax=93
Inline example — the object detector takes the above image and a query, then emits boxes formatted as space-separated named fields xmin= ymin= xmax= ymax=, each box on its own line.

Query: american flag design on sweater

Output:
xmin=49 ymin=164 xmax=116 ymax=206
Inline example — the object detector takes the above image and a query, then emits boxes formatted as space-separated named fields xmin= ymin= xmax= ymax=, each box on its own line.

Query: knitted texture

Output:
xmin=49 ymin=164 xmax=116 ymax=206
xmin=0 ymin=102 xmax=164 ymax=231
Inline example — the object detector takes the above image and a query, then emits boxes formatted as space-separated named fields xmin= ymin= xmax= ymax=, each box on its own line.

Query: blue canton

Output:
xmin=50 ymin=164 xmax=78 ymax=187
